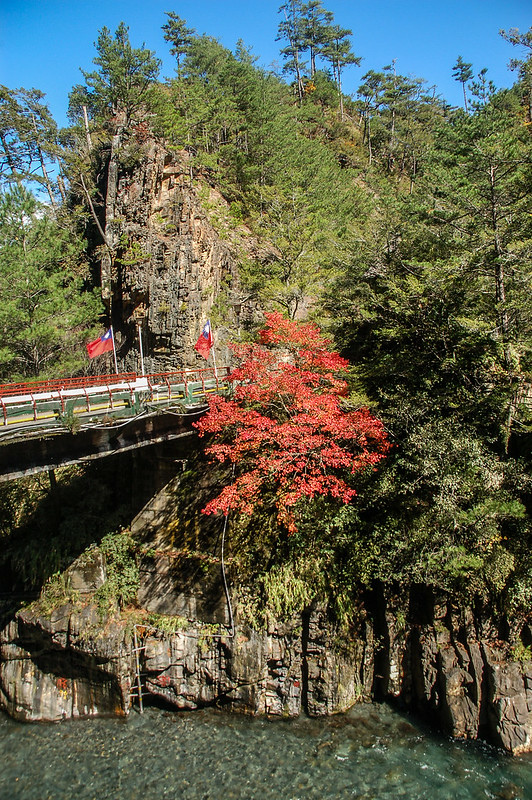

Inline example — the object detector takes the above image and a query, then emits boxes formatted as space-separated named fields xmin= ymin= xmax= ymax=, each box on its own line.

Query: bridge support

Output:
xmin=0 ymin=409 xmax=206 ymax=483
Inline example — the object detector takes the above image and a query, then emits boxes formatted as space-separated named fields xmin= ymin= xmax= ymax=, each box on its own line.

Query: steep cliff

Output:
xmin=91 ymin=137 xmax=270 ymax=373
xmin=2 ymin=475 xmax=532 ymax=755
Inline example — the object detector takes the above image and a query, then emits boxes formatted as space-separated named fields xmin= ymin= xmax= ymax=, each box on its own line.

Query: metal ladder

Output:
xmin=130 ymin=625 xmax=146 ymax=713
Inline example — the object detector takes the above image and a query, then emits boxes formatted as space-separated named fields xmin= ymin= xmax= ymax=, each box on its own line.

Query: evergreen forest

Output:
xmin=0 ymin=4 xmax=531 ymax=624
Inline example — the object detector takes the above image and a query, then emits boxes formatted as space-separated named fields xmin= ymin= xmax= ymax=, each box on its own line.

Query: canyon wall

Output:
xmin=2 ymin=499 xmax=531 ymax=755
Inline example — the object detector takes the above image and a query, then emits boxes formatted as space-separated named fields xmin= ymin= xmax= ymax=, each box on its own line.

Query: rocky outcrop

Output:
xmin=2 ymin=527 xmax=531 ymax=753
xmin=2 ymin=548 xmax=531 ymax=754
xmin=0 ymin=604 xmax=130 ymax=722
xmin=0 ymin=549 xmax=132 ymax=721
xmin=373 ymin=588 xmax=532 ymax=756
xmin=95 ymin=137 xmax=271 ymax=374
xmin=0 ymin=546 xmax=373 ymax=722
xmin=0 ymin=600 xmax=372 ymax=723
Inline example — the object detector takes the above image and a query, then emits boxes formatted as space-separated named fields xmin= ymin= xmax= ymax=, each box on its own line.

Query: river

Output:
xmin=1 ymin=703 xmax=531 ymax=800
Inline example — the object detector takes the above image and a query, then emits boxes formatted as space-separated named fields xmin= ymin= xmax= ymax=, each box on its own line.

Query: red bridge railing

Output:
xmin=0 ymin=367 xmax=229 ymax=400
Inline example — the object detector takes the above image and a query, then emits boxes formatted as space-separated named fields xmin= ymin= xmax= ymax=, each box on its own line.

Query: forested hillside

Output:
xmin=0 ymin=5 xmax=531 ymax=623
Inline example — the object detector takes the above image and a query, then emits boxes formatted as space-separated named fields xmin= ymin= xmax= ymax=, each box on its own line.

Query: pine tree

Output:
xmin=162 ymin=12 xmax=196 ymax=78
xmin=301 ymin=0 xmax=333 ymax=77
xmin=277 ymin=0 xmax=308 ymax=102
xmin=68 ymin=22 xmax=161 ymax=127
xmin=452 ymin=55 xmax=473 ymax=112
xmin=0 ymin=187 xmax=99 ymax=380
xmin=0 ymin=86 xmax=61 ymax=207
xmin=500 ymin=26 xmax=532 ymax=122
xmin=321 ymin=24 xmax=360 ymax=120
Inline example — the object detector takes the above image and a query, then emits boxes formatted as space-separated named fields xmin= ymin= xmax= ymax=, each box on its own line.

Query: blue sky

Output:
xmin=1 ymin=0 xmax=530 ymax=127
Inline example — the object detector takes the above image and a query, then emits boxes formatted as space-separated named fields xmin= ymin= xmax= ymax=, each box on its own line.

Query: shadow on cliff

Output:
xmin=134 ymin=450 xmax=232 ymax=623
xmin=0 ymin=440 xmax=192 ymax=624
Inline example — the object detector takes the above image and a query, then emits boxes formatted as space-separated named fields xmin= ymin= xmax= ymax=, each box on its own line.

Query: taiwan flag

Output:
xmin=194 ymin=320 xmax=213 ymax=360
xmin=86 ymin=328 xmax=114 ymax=358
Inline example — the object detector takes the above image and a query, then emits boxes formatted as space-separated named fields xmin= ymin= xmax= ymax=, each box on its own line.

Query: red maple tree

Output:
xmin=194 ymin=312 xmax=390 ymax=534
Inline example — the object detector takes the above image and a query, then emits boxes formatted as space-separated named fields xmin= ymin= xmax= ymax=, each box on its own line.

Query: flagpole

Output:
xmin=210 ymin=320 xmax=218 ymax=380
xmin=110 ymin=325 xmax=119 ymax=374
xmin=137 ymin=324 xmax=145 ymax=376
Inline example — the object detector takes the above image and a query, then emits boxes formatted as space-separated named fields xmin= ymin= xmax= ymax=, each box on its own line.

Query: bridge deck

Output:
xmin=0 ymin=367 xmax=230 ymax=482
xmin=0 ymin=367 xmax=229 ymax=436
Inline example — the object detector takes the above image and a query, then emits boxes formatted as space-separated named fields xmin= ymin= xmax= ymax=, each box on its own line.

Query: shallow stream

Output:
xmin=1 ymin=703 xmax=532 ymax=799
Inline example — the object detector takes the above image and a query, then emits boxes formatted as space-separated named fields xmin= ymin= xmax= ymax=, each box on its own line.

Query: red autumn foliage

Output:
xmin=194 ymin=312 xmax=390 ymax=533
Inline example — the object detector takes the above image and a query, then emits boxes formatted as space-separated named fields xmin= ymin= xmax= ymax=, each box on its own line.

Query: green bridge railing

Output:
xmin=0 ymin=367 xmax=230 ymax=436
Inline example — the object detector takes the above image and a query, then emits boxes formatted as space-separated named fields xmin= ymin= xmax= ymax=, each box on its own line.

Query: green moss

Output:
xmin=30 ymin=571 xmax=81 ymax=617
xmin=94 ymin=530 xmax=140 ymax=615
xmin=511 ymin=640 xmax=532 ymax=666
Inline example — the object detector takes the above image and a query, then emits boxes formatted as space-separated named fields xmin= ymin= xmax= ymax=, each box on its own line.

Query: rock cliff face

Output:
xmin=371 ymin=589 xmax=532 ymax=755
xmin=2 ymin=539 xmax=532 ymax=754
xmin=0 ymin=605 xmax=129 ymax=722
xmin=95 ymin=139 xmax=268 ymax=374
xmin=0 ymin=553 xmax=373 ymax=725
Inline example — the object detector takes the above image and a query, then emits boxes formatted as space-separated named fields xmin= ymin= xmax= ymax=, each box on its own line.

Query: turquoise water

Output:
xmin=1 ymin=703 xmax=531 ymax=800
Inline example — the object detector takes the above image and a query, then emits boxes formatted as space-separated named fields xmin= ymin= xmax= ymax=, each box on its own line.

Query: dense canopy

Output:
xmin=0 ymin=9 xmax=531 ymax=618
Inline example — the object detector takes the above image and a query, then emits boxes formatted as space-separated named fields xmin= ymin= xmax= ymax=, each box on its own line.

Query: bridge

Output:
xmin=0 ymin=367 xmax=229 ymax=482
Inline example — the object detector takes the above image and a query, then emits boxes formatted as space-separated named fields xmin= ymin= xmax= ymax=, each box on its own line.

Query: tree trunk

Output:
xmin=462 ymin=82 xmax=469 ymax=113
xmin=101 ymin=121 xmax=125 ymax=311
xmin=79 ymin=173 xmax=109 ymax=249
xmin=82 ymin=106 xmax=93 ymax=152
xmin=0 ymin=130 xmax=17 ymax=176
xmin=294 ymin=48 xmax=304 ymax=103
xmin=31 ymin=115 xmax=57 ymax=212
xmin=338 ymin=69 xmax=344 ymax=122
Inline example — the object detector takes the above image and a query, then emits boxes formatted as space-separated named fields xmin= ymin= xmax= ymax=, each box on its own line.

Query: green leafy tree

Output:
xmin=427 ymin=95 xmax=531 ymax=399
xmin=328 ymin=79 xmax=531 ymax=602
xmin=155 ymin=34 xmax=265 ymax=163
xmin=68 ymin=22 xmax=161 ymax=127
xmin=356 ymin=67 xmax=441 ymax=179
xmin=334 ymin=89 xmax=532 ymax=449
xmin=469 ymin=67 xmax=496 ymax=107
xmin=162 ymin=12 xmax=196 ymax=78
xmin=0 ymin=186 xmax=100 ymax=380
xmin=320 ymin=23 xmax=360 ymax=120
xmin=349 ymin=419 xmax=524 ymax=597
xmin=357 ymin=70 xmax=387 ymax=165
xmin=277 ymin=0 xmax=308 ymax=102
xmin=0 ymin=85 xmax=62 ymax=207
xmin=301 ymin=0 xmax=333 ymax=77
xmin=500 ymin=26 xmax=532 ymax=122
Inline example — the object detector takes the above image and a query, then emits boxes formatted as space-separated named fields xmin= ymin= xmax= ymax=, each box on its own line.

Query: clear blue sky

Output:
xmin=1 ymin=0 xmax=530 ymax=127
